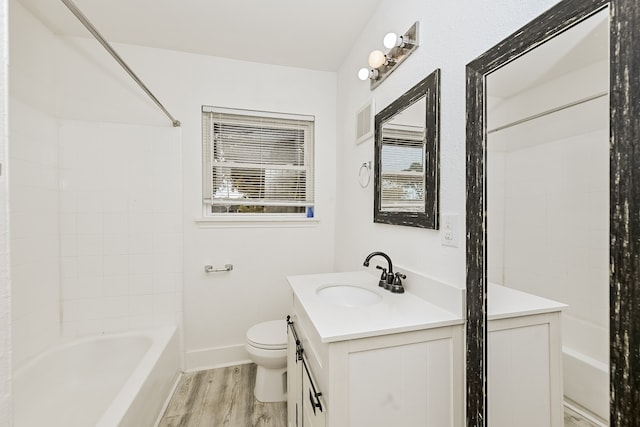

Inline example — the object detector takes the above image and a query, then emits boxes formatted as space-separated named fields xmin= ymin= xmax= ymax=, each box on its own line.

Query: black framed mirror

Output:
xmin=465 ymin=0 xmax=640 ymax=425
xmin=374 ymin=69 xmax=440 ymax=229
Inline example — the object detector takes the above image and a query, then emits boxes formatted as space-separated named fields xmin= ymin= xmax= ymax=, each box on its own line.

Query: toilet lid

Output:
xmin=247 ymin=320 xmax=287 ymax=350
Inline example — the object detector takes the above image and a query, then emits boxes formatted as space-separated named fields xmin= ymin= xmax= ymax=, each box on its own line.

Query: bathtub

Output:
xmin=563 ymin=346 xmax=609 ymax=423
xmin=13 ymin=326 xmax=180 ymax=427
xmin=561 ymin=314 xmax=609 ymax=424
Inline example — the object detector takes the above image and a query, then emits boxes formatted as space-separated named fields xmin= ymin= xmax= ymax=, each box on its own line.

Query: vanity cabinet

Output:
xmin=288 ymin=296 xmax=464 ymax=427
xmin=488 ymin=284 xmax=566 ymax=427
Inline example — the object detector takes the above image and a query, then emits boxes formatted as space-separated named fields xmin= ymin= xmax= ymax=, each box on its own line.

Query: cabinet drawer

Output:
xmin=302 ymin=359 xmax=326 ymax=427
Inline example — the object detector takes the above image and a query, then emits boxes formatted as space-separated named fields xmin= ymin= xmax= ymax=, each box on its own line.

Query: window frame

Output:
xmin=201 ymin=106 xmax=315 ymax=221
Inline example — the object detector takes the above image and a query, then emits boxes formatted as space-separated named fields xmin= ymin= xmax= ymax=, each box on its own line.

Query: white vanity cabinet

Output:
xmin=488 ymin=284 xmax=567 ymax=427
xmin=288 ymin=296 xmax=464 ymax=427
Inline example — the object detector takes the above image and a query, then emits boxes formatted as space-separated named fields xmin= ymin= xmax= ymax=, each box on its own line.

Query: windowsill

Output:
xmin=195 ymin=216 xmax=320 ymax=228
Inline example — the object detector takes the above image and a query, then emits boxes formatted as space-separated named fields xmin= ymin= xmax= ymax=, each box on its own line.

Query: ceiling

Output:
xmin=17 ymin=0 xmax=382 ymax=71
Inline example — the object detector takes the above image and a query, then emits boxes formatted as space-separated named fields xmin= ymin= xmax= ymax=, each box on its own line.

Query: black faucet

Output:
xmin=363 ymin=251 xmax=394 ymax=289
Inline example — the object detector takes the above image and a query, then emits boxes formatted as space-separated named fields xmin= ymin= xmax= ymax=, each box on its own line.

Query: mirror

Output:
xmin=466 ymin=0 xmax=640 ymax=425
xmin=486 ymin=9 xmax=609 ymax=426
xmin=374 ymin=69 xmax=440 ymax=229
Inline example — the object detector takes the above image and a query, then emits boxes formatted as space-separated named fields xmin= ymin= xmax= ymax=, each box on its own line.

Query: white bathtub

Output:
xmin=563 ymin=346 xmax=609 ymax=423
xmin=13 ymin=326 xmax=180 ymax=427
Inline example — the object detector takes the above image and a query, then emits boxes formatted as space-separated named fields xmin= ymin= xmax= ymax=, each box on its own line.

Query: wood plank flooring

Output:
xmin=160 ymin=363 xmax=599 ymax=427
xmin=158 ymin=364 xmax=287 ymax=427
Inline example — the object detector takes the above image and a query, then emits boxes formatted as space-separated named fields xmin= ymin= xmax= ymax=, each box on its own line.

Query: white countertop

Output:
xmin=488 ymin=283 xmax=567 ymax=321
xmin=288 ymin=271 xmax=463 ymax=343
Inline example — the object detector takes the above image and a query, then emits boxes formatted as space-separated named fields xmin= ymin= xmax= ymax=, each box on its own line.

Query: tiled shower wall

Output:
xmin=9 ymin=100 xmax=60 ymax=366
xmin=489 ymin=128 xmax=609 ymax=362
xmin=9 ymin=0 xmax=61 ymax=367
xmin=0 ymin=0 xmax=9 ymax=422
xmin=59 ymin=121 xmax=183 ymax=337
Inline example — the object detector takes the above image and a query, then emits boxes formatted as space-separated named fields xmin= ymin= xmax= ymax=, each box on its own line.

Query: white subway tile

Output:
xmin=77 ymin=213 xmax=103 ymax=235
xmin=103 ymin=254 xmax=129 ymax=276
xmin=129 ymin=192 xmax=153 ymax=213
xmin=129 ymin=273 xmax=153 ymax=295
xmin=103 ymin=234 xmax=129 ymax=255
xmin=102 ymin=192 xmax=129 ymax=213
xmin=128 ymin=233 xmax=153 ymax=254
xmin=77 ymin=255 xmax=103 ymax=278
xmin=62 ymin=276 xmax=102 ymax=299
xmin=76 ymin=191 xmax=104 ymax=213
xmin=129 ymin=214 xmax=153 ymax=234
xmin=153 ymin=273 xmax=181 ymax=293
xmin=103 ymin=213 xmax=128 ymax=235
xmin=152 ymin=233 xmax=182 ymax=254
xmin=153 ymin=251 xmax=182 ymax=274
xmin=60 ymin=213 xmax=77 ymax=235
xmin=77 ymin=235 xmax=103 ymax=256
xmin=60 ymin=191 xmax=78 ymax=213
xmin=153 ymin=213 xmax=182 ymax=234
xmin=103 ymin=276 xmax=129 ymax=297
xmin=129 ymin=315 xmax=154 ymax=330
xmin=60 ymin=256 xmax=78 ymax=279
xmin=129 ymin=294 xmax=153 ymax=317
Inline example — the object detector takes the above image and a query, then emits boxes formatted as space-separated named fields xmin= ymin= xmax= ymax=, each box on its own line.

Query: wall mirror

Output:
xmin=374 ymin=69 xmax=440 ymax=229
xmin=465 ymin=0 xmax=639 ymax=426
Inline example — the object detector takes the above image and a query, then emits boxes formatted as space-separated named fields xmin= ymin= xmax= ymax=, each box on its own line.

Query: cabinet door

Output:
xmin=302 ymin=364 xmax=326 ymax=427
xmin=287 ymin=323 xmax=303 ymax=427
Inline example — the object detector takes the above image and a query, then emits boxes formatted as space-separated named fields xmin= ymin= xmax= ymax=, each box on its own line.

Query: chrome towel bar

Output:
xmin=204 ymin=264 xmax=233 ymax=273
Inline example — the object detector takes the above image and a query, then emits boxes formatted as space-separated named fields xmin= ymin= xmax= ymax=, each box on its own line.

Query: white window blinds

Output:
xmin=380 ymin=125 xmax=425 ymax=212
xmin=202 ymin=107 xmax=315 ymax=215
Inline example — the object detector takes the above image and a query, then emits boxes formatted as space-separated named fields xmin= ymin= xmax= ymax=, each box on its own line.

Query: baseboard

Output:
xmin=185 ymin=344 xmax=252 ymax=372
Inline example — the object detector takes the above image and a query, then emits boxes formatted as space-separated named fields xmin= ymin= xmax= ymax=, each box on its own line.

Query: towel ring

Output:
xmin=359 ymin=161 xmax=372 ymax=188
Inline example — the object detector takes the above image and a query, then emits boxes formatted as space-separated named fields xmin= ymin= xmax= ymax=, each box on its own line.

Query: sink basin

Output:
xmin=316 ymin=284 xmax=382 ymax=307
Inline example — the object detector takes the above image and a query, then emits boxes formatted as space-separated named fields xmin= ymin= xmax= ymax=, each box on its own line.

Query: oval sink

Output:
xmin=316 ymin=284 xmax=382 ymax=307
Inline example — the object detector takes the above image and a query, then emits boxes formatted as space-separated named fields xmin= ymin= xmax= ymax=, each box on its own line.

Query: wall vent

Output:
xmin=355 ymin=99 xmax=375 ymax=144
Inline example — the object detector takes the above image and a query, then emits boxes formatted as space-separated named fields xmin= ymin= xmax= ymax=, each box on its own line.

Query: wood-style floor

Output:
xmin=159 ymin=363 xmax=598 ymax=427
xmin=158 ymin=363 xmax=287 ymax=427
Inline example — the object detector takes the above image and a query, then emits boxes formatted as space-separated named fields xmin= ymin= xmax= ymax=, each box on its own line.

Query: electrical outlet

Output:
xmin=441 ymin=214 xmax=459 ymax=247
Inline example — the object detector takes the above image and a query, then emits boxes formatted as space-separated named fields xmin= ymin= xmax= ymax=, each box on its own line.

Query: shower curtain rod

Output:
xmin=60 ymin=0 xmax=181 ymax=127
xmin=487 ymin=91 xmax=608 ymax=134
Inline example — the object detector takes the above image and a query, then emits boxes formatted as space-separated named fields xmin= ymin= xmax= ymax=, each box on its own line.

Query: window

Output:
xmin=202 ymin=106 xmax=315 ymax=217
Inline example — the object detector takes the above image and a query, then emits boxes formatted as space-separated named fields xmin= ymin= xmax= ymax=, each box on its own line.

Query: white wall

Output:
xmin=0 ymin=0 xmax=10 ymax=423
xmin=8 ymin=0 xmax=60 ymax=367
xmin=334 ymin=0 xmax=561 ymax=287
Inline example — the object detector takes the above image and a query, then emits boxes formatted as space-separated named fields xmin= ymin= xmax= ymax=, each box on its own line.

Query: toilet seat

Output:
xmin=246 ymin=320 xmax=287 ymax=350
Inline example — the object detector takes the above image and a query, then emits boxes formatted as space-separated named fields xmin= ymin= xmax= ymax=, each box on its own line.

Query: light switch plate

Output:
xmin=441 ymin=214 xmax=459 ymax=247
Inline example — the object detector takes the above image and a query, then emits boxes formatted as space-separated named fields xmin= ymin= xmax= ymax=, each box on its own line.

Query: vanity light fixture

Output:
xmin=357 ymin=21 xmax=420 ymax=90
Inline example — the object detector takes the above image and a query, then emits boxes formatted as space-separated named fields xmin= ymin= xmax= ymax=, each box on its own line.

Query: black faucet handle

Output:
xmin=390 ymin=272 xmax=406 ymax=294
xmin=375 ymin=265 xmax=388 ymax=287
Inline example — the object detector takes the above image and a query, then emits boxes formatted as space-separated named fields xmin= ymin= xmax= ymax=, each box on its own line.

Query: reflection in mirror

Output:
xmin=486 ymin=8 xmax=609 ymax=426
xmin=374 ymin=68 xmax=440 ymax=228
xmin=380 ymin=99 xmax=426 ymax=213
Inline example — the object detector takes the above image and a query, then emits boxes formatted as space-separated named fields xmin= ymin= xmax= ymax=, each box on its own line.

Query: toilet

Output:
xmin=245 ymin=320 xmax=288 ymax=402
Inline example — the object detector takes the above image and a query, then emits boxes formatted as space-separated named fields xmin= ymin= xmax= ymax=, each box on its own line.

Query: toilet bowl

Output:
xmin=245 ymin=320 xmax=287 ymax=402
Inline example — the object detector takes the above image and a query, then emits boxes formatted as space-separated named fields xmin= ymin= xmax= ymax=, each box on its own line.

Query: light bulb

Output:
xmin=358 ymin=67 xmax=370 ymax=81
xmin=383 ymin=32 xmax=398 ymax=49
xmin=368 ymin=50 xmax=386 ymax=68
